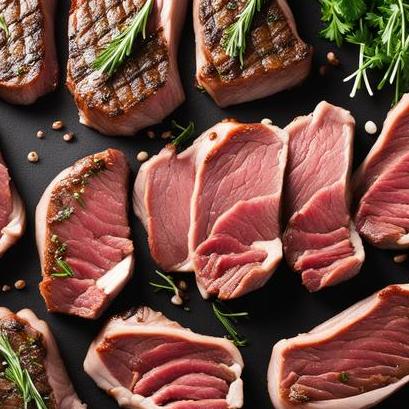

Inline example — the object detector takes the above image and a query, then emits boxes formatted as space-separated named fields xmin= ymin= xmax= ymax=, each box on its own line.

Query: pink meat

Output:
xmin=353 ymin=94 xmax=409 ymax=249
xmin=268 ymin=284 xmax=409 ymax=409
xmin=283 ymin=101 xmax=364 ymax=292
xmin=84 ymin=307 xmax=244 ymax=409
xmin=0 ymin=156 xmax=12 ymax=232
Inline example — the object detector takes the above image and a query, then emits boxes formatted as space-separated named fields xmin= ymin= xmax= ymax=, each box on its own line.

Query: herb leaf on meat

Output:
xmin=0 ymin=15 xmax=9 ymax=38
xmin=52 ymin=258 xmax=74 ymax=278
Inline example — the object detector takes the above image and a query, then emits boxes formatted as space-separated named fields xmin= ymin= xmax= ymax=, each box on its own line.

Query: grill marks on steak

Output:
xmin=268 ymin=285 xmax=409 ymax=409
xmin=353 ymin=94 xmax=409 ymax=249
xmin=194 ymin=0 xmax=312 ymax=107
xmin=84 ymin=307 xmax=244 ymax=409
xmin=0 ymin=0 xmax=58 ymax=104
xmin=283 ymin=102 xmax=364 ymax=292
xmin=37 ymin=149 xmax=134 ymax=319
xmin=67 ymin=0 xmax=187 ymax=136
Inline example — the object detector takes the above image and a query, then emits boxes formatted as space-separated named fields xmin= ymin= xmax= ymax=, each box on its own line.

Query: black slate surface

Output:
xmin=0 ymin=1 xmax=407 ymax=408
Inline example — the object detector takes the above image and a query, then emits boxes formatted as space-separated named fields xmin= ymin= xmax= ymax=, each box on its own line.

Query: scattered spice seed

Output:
xmin=52 ymin=120 xmax=64 ymax=130
xmin=326 ymin=51 xmax=340 ymax=66
xmin=36 ymin=130 xmax=45 ymax=139
xmin=63 ymin=132 xmax=74 ymax=142
xmin=178 ymin=280 xmax=188 ymax=291
xmin=161 ymin=131 xmax=172 ymax=140
xmin=364 ymin=121 xmax=377 ymax=135
xmin=394 ymin=254 xmax=407 ymax=264
xmin=14 ymin=280 xmax=26 ymax=290
xmin=2 ymin=285 xmax=10 ymax=292
xmin=261 ymin=118 xmax=272 ymax=125
xmin=209 ymin=132 xmax=217 ymax=141
xmin=319 ymin=64 xmax=329 ymax=76
xmin=171 ymin=294 xmax=183 ymax=306
xmin=27 ymin=151 xmax=39 ymax=163
xmin=147 ymin=130 xmax=155 ymax=139
xmin=136 ymin=151 xmax=149 ymax=162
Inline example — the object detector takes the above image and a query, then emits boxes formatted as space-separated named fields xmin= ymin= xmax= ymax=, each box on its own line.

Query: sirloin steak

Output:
xmin=283 ymin=102 xmax=364 ymax=292
xmin=268 ymin=284 xmax=409 ymax=409
xmin=36 ymin=149 xmax=134 ymax=319
xmin=84 ymin=307 xmax=244 ymax=409
xmin=193 ymin=0 xmax=312 ymax=107
xmin=0 ymin=0 xmax=58 ymax=104
xmin=353 ymin=94 xmax=409 ymax=249
xmin=67 ymin=0 xmax=188 ymax=136
xmin=0 ymin=307 xmax=86 ymax=409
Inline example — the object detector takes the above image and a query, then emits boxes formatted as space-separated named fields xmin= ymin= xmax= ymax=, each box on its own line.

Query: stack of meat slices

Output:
xmin=0 ymin=0 xmax=58 ymax=104
xmin=36 ymin=149 xmax=134 ymax=319
xmin=134 ymin=120 xmax=288 ymax=299
xmin=84 ymin=307 xmax=244 ymax=409
xmin=67 ymin=0 xmax=188 ymax=136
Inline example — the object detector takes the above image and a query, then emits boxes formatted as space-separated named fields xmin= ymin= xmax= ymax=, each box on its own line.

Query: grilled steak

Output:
xmin=84 ymin=307 xmax=244 ymax=409
xmin=283 ymin=102 xmax=364 ymax=292
xmin=268 ymin=284 xmax=409 ymax=409
xmin=36 ymin=149 xmax=134 ymax=319
xmin=0 ymin=0 xmax=58 ymax=104
xmin=193 ymin=0 xmax=312 ymax=107
xmin=353 ymin=94 xmax=409 ymax=249
xmin=67 ymin=0 xmax=188 ymax=136
xmin=0 ymin=152 xmax=25 ymax=257
xmin=0 ymin=307 xmax=86 ymax=409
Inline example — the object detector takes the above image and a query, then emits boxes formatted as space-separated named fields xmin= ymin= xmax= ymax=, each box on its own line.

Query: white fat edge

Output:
xmin=253 ymin=238 xmax=283 ymax=271
xmin=349 ymin=222 xmax=365 ymax=263
xmin=171 ymin=258 xmax=194 ymax=272
xmin=397 ymin=233 xmax=409 ymax=247
xmin=226 ymin=363 xmax=244 ymax=408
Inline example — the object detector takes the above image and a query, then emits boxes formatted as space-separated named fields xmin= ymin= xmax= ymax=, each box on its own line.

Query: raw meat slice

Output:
xmin=84 ymin=307 xmax=244 ymax=409
xmin=193 ymin=0 xmax=312 ymax=107
xmin=283 ymin=102 xmax=364 ymax=292
xmin=0 ymin=152 xmax=25 ymax=257
xmin=268 ymin=284 xmax=409 ymax=409
xmin=67 ymin=0 xmax=188 ymax=136
xmin=0 ymin=0 xmax=58 ymax=104
xmin=353 ymin=94 xmax=409 ymax=249
xmin=0 ymin=307 xmax=86 ymax=408
xmin=36 ymin=149 xmax=134 ymax=319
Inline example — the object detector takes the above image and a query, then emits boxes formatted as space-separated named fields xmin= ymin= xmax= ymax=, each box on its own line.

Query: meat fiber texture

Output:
xmin=36 ymin=149 xmax=134 ymax=319
xmin=353 ymin=94 xmax=409 ymax=249
xmin=0 ymin=0 xmax=58 ymax=104
xmin=134 ymin=121 xmax=288 ymax=300
xmin=0 ymin=152 xmax=26 ymax=257
xmin=66 ymin=0 xmax=188 ymax=136
xmin=283 ymin=101 xmax=364 ymax=292
xmin=84 ymin=306 xmax=244 ymax=409
xmin=268 ymin=284 xmax=409 ymax=409
xmin=193 ymin=0 xmax=312 ymax=107
xmin=0 ymin=307 xmax=86 ymax=409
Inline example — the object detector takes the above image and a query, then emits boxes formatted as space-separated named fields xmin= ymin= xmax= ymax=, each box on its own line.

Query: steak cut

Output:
xmin=193 ymin=0 xmax=312 ymax=107
xmin=268 ymin=284 xmax=409 ymax=409
xmin=0 ymin=307 xmax=86 ymax=409
xmin=134 ymin=120 xmax=288 ymax=299
xmin=36 ymin=149 xmax=134 ymax=319
xmin=84 ymin=307 xmax=244 ymax=409
xmin=283 ymin=102 xmax=364 ymax=292
xmin=0 ymin=152 xmax=25 ymax=257
xmin=0 ymin=0 xmax=58 ymax=104
xmin=353 ymin=94 xmax=409 ymax=249
xmin=67 ymin=0 xmax=188 ymax=136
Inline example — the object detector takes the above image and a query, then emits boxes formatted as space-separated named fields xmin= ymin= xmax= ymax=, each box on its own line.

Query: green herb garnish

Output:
xmin=52 ymin=259 xmax=74 ymax=278
xmin=0 ymin=332 xmax=47 ymax=409
xmin=93 ymin=0 xmax=154 ymax=76
xmin=339 ymin=371 xmax=350 ymax=383
xmin=211 ymin=301 xmax=249 ymax=347
xmin=0 ymin=15 xmax=8 ymax=38
xmin=73 ymin=192 xmax=85 ymax=207
xmin=54 ymin=207 xmax=74 ymax=222
xmin=149 ymin=270 xmax=180 ymax=296
xmin=171 ymin=121 xmax=195 ymax=147
xmin=223 ymin=0 xmax=265 ymax=66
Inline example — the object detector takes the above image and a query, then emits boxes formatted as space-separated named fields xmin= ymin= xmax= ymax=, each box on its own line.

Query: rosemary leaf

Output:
xmin=52 ymin=259 xmax=74 ymax=278
xmin=171 ymin=121 xmax=195 ymax=147
xmin=0 ymin=15 xmax=9 ymax=38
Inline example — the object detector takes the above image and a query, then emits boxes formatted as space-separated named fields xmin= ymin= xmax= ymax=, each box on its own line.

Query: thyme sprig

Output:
xmin=149 ymin=270 xmax=180 ymax=296
xmin=212 ymin=301 xmax=249 ymax=347
xmin=93 ymin=0 xmax=154 ymax=76
xmin=0 ymin=15 xmax=8 ymax=38
xmin=52 ymin=259 xmax=74 ymax=278
xmin=0 ymin=332 xmax=47 ymax=409
xmin=222 ymin=0 xmax=264 ymax=66
xmin=171 ymin=121 xmax=195 ymax=147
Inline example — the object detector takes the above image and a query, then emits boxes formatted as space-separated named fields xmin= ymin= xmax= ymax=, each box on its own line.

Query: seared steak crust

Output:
xmin=0 ymin=314 xmax=57 ymax=409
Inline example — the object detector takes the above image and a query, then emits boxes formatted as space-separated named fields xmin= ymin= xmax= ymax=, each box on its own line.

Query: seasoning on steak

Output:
xmin=268 ymin=284 xmax=409 ymax=409
xmin=0 ymin=0 xmax=58 ymax=104
xmin=84 ymin=306 xmax=244 ymax=409
xmin=283 ymin=102 xmax=364 ymax=292
xmin=0 ymin=308 xmax=86 ymax=409
xmin=353 ymin=94 xmax=409 ymax=249
xmin=66 ymin=0 xmax=188 ymax=136
xmin=193 ymin=0 xmax=313 ymax=107
xmin=36 ymin=149 xmax=134 ymax=319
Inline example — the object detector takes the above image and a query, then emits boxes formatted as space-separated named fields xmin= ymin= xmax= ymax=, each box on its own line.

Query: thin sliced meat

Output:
xmin=84 ymin=307 xmax=244 ymax=409
xmin=268 ymin=284 xmax=409 ymax=409
xmin=283 ymin=101 xmax=364 ymax=292
xmin=36 ymin=149 xmax=134 ymax=319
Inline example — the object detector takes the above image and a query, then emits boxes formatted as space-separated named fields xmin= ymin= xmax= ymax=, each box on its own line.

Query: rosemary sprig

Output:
xmin=223 ymin=0 xmax=264 ymax=66
xmin=93 ymin=0 xmax=154 ymax=76
xmin=171 ymin=121 xmax=195 ymax=147
xmin=0 ymin=332 xmax=47 ymax=409
xmin=0 ymin=15 xmax=9 ymax=38
xmin=52 ymin=259 xmax=74 ymax=278
xmin=149 ymin=270 xmax=180 ymax=295
xmin=211 ymin=301 xmax=249 ymax=347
